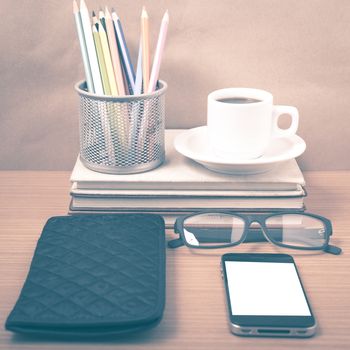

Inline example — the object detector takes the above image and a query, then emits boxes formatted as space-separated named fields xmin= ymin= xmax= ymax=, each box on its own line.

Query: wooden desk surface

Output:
xmin=0 ymin=171 xmax=349 ymax=350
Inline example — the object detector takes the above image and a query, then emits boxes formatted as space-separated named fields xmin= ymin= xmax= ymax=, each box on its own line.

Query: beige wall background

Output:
xmin=1 ymin=0 xmax=349 ymax=170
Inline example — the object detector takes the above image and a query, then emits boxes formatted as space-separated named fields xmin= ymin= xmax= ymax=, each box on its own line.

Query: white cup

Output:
xmin=207 ymin=88 xmax=299 ymax=160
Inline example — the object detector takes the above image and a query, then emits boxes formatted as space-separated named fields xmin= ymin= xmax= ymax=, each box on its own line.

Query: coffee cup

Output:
xmin=207 ymin=88 xmax=299 ymax=160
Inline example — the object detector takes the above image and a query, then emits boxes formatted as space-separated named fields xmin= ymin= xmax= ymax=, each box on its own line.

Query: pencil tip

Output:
xmin=142 ymin=6 xmax=148 ymax=17
xmin=73 ymin=0 xmax=78 ymax=13
xmin=111 ymin=8 xmax=118 ymax=18
xmin=92 ymin=10 xmax=96 ymax=16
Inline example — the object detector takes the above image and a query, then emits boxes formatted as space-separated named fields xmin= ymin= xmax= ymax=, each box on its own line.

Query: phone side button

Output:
xmin=231 ymin=323 xmax=253 ymax=335
xmin=240 ymin=329 xmax=252 ymax=334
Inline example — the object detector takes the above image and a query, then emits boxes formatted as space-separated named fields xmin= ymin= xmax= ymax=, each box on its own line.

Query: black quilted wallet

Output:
xmin=5 ymin=214 xmax=166 ymax=337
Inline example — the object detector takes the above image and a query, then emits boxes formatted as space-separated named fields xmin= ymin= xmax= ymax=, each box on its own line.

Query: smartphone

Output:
xmin=221 ymin=253 xmax=316 ymax=337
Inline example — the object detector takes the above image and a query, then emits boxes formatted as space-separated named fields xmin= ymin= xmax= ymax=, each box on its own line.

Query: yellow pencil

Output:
xmin=99 ymin=8 xmax=106 ymax=30
xmin=92 ymin=23 xmax=111 ymax=95
xmin=141 ymin=6 xmax=150 ymax=93
xmin=98 ymin=20 xmax=119 ymax=95
xmin=105 ymin=7 xmax=125 ymax=95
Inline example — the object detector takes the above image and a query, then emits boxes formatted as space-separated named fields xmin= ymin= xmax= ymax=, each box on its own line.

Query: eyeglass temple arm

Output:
xmin=324 ymin=245 xmax=342 ymax=255
xmin=168 ymin=219 xmax=185 ymax=249
xmin=324 ymin=220 xmax=342 ymax=254
xmin=168 ymin=238 xmax=184 ymax=248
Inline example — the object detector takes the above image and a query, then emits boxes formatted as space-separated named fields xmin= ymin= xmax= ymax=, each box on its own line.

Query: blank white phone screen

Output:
xmin=225 ymin=261 xmax=311 ymax=316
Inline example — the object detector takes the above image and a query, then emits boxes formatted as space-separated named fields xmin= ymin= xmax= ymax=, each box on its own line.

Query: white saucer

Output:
xmin=174 ymin=126 xmax=306 ymax=174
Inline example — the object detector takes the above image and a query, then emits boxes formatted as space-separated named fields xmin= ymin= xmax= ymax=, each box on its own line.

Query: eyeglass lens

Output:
xmin=183 ymin=213 xmax=245 ymax=247
xmin=182 ymin=213 xmax=327 ymax=249
xmin=265 ymin=214 xmax=327 ymax=248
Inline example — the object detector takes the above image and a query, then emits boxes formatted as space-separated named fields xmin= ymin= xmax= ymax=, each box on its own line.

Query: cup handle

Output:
xmin=272 ymin=105 xmax=299 ymax=138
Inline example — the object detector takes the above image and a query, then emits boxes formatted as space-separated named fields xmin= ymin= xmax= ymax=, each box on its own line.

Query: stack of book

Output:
xmin=69 ymin=130 xmax=306 ymax=227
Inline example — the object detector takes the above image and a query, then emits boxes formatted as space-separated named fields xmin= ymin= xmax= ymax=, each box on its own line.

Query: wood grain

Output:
xmin=0 ymin=171 xmax=349 ymax=349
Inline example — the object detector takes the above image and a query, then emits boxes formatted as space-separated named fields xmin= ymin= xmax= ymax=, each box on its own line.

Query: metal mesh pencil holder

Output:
xmin=75 ymin=80 xmax=167 ymax=174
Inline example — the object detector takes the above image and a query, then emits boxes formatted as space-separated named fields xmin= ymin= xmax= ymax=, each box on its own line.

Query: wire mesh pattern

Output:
xmin=75 ymin=81 xmax=167 ymax=174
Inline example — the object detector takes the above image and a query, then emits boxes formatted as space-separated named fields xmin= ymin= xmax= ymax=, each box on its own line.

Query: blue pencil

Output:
xmin=112 ymin=9 xmax=136 ymax=94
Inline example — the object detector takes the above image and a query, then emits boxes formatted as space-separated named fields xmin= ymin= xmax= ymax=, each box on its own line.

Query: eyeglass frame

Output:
xmin=169 ymin=210 xmax=341 ymax=255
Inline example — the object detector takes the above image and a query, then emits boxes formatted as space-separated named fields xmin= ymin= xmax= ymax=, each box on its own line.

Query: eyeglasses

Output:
xmin=168 ymin=211 xmax=341 ymax=255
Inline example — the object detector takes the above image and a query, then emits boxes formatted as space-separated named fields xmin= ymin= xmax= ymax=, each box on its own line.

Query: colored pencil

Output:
xmin=148 ymin=10 xmax=169 ymax=93
xmin=79 ymin=0 xmax=103 ymax=94
xmin=99 ymin=21 xmax=119 ymax=95
xmin=112 ymin=9 xmax=135 ymax=94
xmin=141 ymin=7 xmax=150 ymax=93
xmin=92 ymin=23 xmax=111 ymax=95
xmin=134 ymin=38 xmax=143 ymax=95
xmin=92 ymin=10 xmax=98 ymax=26
xmin=105 ymin=7 xmax=125 ymax=95
xmin=75 ymin=3 xmax=169 ymax=97
xmin=73 ymin=0 xmax=94 ymax=92
xmin=99 ymin=8 xmax=106 ymax=31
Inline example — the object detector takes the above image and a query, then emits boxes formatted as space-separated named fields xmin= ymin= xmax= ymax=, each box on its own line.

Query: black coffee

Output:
xmin=217 ymin=97 xmax=262 ymax=104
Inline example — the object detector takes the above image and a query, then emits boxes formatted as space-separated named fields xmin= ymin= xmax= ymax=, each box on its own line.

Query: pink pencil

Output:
xmin=141 ymin=6 xmax=150 ymax=93
xmin=148 ymin=10 xmax=169 ymax=93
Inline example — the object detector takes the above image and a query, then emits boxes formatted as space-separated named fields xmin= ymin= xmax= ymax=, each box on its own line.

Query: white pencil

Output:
xmin=148 ymin=10 xmax=169 ymax=93
xmin=80 ymin=0 xmax=104 ymax=94
xmin=73 ymin=0 xmax=94 ymax=92
xmin=92 ymin=10 xmax=98 ymax=26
